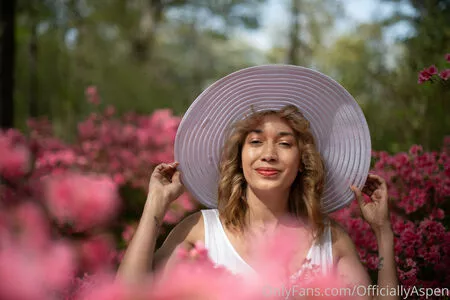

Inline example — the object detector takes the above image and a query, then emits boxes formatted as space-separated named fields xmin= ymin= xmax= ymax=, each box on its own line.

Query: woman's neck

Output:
xmin=244 ymin=186 xmax=290 ymax=230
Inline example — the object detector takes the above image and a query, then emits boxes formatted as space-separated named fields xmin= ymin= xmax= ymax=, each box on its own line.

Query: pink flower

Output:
xmin=76 ymin=275 xmax=137 ymax=300
xmin=121 ymin=224 xmax=136 ymax=243
xmin=0 ymin=135 xmax=30 ymax=179
xmin=41 ymin=242 xmax=76 ymax=290
xmin=418 ymin=65 xmax=438 ymax=84
xmin=0 ymin=241 xmax=75 ymax=300
xmin=104 ymin=105 xmax=116 ymax=117
xmin=112 ymin=173 xmax=125 ymax=185
xmin=0 ymin=247 xmax=47 ymax=300
xmin=409 ymin=144 xmax=423 ymax=156
xmin=431 ymin=208 xmax=445 ymax=220
xmin=45 ymin=172 xmax=119 ymax=231
xmin=427 ymin=65 xmax=438 ymax=75
xmin=418 ymin=70 xmax=431 ymax=84
xmin=163 ymin=210 xmax=180 ymax=224
xmin=445 ymin=53 xmax=450 ymax=62
xmin=439 ymin=69 xmax=450 ymax=80
xmin=79 ymin=235 xmax=115 ymax=272
xmin=175 ymin=193 xmax=196 ymax=211
xmin=85 ymin=85 xmax=100 ymax=105
xmin=14 ymin=203 xmax=50 ymax=250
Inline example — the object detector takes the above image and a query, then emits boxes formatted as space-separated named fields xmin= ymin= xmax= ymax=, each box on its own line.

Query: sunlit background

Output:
xmin=0 ymin=1 xmax=449 ymax=298
xmin=2 ymin=0 xmax=449 ymax=152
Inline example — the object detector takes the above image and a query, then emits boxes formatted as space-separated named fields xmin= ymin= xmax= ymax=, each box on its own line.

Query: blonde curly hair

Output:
xmin=217 ymin=105 xmax=326 ymax=239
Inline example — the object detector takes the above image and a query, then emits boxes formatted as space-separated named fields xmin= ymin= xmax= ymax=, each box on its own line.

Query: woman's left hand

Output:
xmin=351 ymin=174 xmax=391 ymax=233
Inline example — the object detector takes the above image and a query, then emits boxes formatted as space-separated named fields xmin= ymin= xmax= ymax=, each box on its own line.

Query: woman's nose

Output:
xmin=261 ymin=143 xmax=278 ymax=161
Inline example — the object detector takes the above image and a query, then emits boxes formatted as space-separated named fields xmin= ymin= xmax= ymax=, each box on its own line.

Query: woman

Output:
xmin=117 ymin=66 xmax=399 ymax=299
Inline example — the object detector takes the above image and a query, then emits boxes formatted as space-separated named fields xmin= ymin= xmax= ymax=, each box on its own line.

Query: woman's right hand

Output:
xmin=147 ymin=162 xmax=184 ymax=209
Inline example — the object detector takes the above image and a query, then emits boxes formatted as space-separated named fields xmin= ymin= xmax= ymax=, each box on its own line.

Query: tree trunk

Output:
xmin=29 ymin=11 xmax=39 ymax=118
xmin=132 ymin=0 xmax=164 ymax=62
xmin=286 ymin=0 xmax=300 ymax=65
xmin=0 ymin=0 xmax=16 ymax=129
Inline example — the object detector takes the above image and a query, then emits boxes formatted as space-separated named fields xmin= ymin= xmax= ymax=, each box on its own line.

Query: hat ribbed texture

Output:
xmin=174 ymin=65 xmax=371 ymax=213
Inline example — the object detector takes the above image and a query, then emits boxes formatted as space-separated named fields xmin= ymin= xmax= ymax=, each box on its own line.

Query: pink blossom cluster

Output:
xmin=45 ymin=172 xmax=120 ymax=232
xmin=331 ymin=140 xmax=450 ymax=291
xmin=418 ymin=53 xmax=450 ymax=83
xmin=0 ymin=90 xmax=198 ymax=296
xmin=26 ymin=96 xmax=196 ymax=229
xmin=1 ymin=207 xmax=350 ymax=300
xmin=0 ymin=130 xmax=30 ymax=180
xmin=1 ymin=85 xmax=448 ymax=298
xmin=85 ymin=86 xmax=101 ymax=105
xmin=0 ymin=203 xmax=76 ymax=300
xmin=75 ymin=230 xmax=349 ymax=300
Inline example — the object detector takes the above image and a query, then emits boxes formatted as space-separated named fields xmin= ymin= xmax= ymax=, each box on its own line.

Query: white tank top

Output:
xmin=201 ymin=209 xmax=334 ymax=281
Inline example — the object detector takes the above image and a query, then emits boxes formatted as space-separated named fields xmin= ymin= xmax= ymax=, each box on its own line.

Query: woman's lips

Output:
xmin=256 ymin=169 xmax=280 ymax=177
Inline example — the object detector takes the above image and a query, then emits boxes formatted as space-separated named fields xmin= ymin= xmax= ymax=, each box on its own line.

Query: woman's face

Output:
xmin=241 ymin=115 xmax=301 ymax=194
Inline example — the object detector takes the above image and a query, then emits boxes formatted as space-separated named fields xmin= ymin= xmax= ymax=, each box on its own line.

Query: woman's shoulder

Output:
xmin=328 ymin=219 xmax=358 ymax=263
xmin=180 ymin=210 xmax=205 ymax=243
xmin=160 ymin=210 xmax=205 ymax=248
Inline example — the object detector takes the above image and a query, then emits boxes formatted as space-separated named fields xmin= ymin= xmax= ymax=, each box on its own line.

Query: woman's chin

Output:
xmin=250 ymin=183 xmax=289 ymax=194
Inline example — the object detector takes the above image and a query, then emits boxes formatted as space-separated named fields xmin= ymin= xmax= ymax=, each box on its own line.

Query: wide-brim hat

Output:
xmin=174 ymin=65 xmax=371 ymax=213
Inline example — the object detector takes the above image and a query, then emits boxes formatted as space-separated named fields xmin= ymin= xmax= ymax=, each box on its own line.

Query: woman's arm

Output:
xmin=116 ymin=194 xmax=203 ymax=284
xmin=333 ymin=223 xmax=372 ymax=300
xmin=333 ymin=221 xmax=398 ymax=300
xmin=350 ymin=174 xmax=399 ymax=300
xmin=373 ymin=223 xmax=398 ymax=300
xmin=116 ymin=193 xmax=167 ymax=283
xmin=116 ymin=162 xmax=193 ymax=284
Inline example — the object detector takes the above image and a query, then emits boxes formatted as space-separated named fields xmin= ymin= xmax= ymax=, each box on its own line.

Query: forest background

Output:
xmin=2 ymin=0 xmax=449 ymax=152
xmin=0 ymin=0 xmax=449 ymax=298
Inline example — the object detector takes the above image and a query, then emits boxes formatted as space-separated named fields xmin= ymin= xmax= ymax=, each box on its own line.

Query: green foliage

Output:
xmin=13 ymin=0 xmax=267 ymax=140
xmin=377 ymin=0 xmax=450 ymax=151
xmin=12 ymin=0 xmax=450 ymax=152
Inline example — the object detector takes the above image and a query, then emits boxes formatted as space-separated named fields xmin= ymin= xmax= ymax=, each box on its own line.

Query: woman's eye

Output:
xmin=279 ymin=142 xmax=292 ymax=147
xmin=250 ymin=140 xmax=261 ymax=144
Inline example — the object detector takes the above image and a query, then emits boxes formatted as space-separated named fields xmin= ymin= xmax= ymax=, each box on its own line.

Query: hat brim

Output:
xmin=174 ymin=65 xmax=371 ymax=213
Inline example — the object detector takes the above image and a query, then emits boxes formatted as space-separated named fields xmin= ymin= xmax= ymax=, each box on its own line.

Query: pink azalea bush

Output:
xmin=0 ymin=87 xmax=198 ymax=299
xmin=77 ymin=230 xmax=350 ymax=300
xmin=0 ymin=202 xmax=76 ymax=300
xmin=26 ymin=88 xmax=196 ymax=228
xmin=0 ymin=130 xmax=30 ymax=180
xmin=45 ymin=172 xmax=119 ymax=232
xmin=331 ymin=139 xmax=450 ymax=291
xmin=1 ymin=84 xmax=449 ymax=299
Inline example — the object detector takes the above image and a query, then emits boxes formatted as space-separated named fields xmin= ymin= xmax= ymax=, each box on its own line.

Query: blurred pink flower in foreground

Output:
xmin=45 ymin=172 xmax=120 ymax=231
xmin=84 ymin=234 xmax=348 ymax=300
xmin=0 ymin=205 xmax=76 ymax=300
xmin=79 ymin=235 xmax=116 ymax=273
xmin=445 ymin=53 xmax=450 ymax=62
xmin=0 ymin=133 xmax=30 ymax=180
xmin=13 ymin=202 xmax=51 ymax=250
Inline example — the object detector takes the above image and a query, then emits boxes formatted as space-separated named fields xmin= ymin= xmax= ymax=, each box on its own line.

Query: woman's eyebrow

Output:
xmin=248 ymin=130 xmax=295 ymax=137
xmin=249 ymin=129 xmax=262 ymax=134
xmin=278 ymin=131 xmax=295 ymax=137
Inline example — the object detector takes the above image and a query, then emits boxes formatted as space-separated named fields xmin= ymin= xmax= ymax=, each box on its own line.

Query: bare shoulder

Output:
xmin=162 ymin=210 xmax=205 ymax=248
xmin=328 ymin=219 xmax=358 ymax=263
xmin=329 ymin=219 xmax=371 ymax=287
xmin=153 ymin=210 xmax=205 ymax=270
xmin=180 ymin=210 xmax=205 ymax=243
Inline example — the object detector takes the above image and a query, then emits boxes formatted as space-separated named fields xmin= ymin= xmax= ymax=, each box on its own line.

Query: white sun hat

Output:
xmin=174 ymin=65 xmax=371 ymax=213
